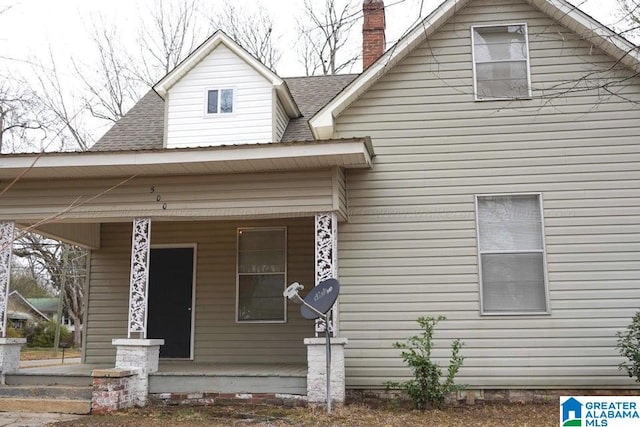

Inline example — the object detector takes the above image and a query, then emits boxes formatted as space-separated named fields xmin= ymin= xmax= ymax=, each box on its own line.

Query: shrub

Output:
xmin=6 ymin=326 xmax=23 ymax=338
xmin=23 ymin=321 xmax=72 ymax=348
xmin=617 ymin=311 xmax=640 ymax=382
xmin=385 ymin=315 xmax=464 ymax=410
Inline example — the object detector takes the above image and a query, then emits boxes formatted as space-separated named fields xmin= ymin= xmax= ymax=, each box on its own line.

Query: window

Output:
xmin=476 ymin=194 xmax=548 ymax=314
xmin=206 ymin=88 xmax=234 ymax=114
xmin=472 ymin=24 xmax=531 ymax=100
xmin=237 ymin=227 xmax=286 ymax=322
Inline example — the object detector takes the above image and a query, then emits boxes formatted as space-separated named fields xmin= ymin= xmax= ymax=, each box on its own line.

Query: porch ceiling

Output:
xmin=0 ymin=138 xmax=373 ymax=180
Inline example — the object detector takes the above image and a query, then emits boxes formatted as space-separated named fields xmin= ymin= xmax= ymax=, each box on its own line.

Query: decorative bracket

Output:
xmin=315 ymin=212 xmax=338 ymax=337
xmin=127 ymin=218 xmax=151 ymax=338
xmin=0 ymin=221 xmax=14 ymax=338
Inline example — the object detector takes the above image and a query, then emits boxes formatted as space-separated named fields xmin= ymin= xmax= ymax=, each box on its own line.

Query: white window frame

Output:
xmin=204 ymin=87 xmax=235 ymax=116
xmin=475 ymin=193 xmax=550 ymax=316
xmin=236 ymin=226 xmax=287 ymax=324
xmin=471 ymin=23 xmax=532 ymax=101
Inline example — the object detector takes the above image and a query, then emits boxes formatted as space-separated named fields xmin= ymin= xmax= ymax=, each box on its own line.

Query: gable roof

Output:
xmin=91 ymin=74 xmax=357 ymax=151
xmin=26 ymin=297 xmax=58 ymax=314
xmin=9 ymin=291 xmax=50 ymax=321
xmin=309 ymin=0 xmax=640 ymax=139
xmin=153 ymin=30 xmax=300 ymax=118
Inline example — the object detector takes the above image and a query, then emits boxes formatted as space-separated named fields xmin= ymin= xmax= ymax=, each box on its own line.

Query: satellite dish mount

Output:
xmin=284 ymin=278 xmax=340 ymax=413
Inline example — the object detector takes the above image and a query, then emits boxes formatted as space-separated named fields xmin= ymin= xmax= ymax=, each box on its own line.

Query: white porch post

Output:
xmin=306 ymin=212 xmax=347 ymax=406
xmin=127 ymin=217 xmax=152 ymax=338
xmin=0 ymin=221 xmax=26 ymax=382
xmin=103 ymin=217 xmax=163 ymax=407
xmin=314 ymin=212 xmax=338 ymax=336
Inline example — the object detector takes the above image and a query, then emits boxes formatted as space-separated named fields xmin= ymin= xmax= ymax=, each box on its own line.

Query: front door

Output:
xmin=147 ymin=247 xmax=194 ymax=359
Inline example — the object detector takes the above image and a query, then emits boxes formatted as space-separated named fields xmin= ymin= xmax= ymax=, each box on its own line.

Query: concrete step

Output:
xmin=0 ymin=385 xmax=92 ymax=400
xmin=0 ymin=397 xmax=91 ymax=414
xmin=4 ymin=373 xmax=92 ymax=387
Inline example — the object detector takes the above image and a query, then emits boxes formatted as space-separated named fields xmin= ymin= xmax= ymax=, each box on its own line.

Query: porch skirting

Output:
xmin=149 ymin=392 xmax=307 ymax=407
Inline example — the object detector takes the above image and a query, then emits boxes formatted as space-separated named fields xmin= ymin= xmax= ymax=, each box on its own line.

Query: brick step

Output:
xmin=0 ymin=384 xmax=92 ymax=400
xmin=0 ymin=397 xmax=91 ymax=414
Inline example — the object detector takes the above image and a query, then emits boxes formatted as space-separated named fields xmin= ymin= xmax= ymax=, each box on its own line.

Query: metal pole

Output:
xmin=326 ymin=315 xmax=332 ymax=413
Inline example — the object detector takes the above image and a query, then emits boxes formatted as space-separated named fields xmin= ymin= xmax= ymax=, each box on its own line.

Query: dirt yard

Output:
xmin=49 ymin=402 xmax=559 ymax=426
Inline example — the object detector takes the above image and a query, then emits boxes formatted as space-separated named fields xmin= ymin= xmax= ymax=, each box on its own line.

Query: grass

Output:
xmin=20 ymin=347 xmax=81 ymax=361
xmin=49 ymin=402 xmax=560 ymax=426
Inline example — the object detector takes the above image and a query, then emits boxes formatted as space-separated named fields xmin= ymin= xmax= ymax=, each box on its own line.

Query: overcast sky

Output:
xmin=0 ymin=0 xmax=626 ymax=78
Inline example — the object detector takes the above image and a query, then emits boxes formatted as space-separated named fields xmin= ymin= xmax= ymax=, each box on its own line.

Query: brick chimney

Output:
xmin=362 ymin=0 xmax=386 ymax=69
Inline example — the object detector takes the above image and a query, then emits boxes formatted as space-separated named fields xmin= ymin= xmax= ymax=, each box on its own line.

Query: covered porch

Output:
xmin=0 ymin=139 xmax=373 ymax=411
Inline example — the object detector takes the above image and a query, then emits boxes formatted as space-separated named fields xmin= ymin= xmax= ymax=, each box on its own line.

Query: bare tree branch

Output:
xmin=209 ymin=0 xmax=281 ymax=71
xmin=297 ymin=0 xmax=360 ymax=75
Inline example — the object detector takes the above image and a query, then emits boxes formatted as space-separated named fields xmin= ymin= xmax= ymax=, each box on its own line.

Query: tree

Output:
xmin=297 ymin=0 xmax=360 ymax=75
xmin=9 ymin=268 xmax=51 ymax=298
xmin=209 ymin=0 xmax=281 ymax=71
xmin=13 ymin=233 xmax=87 ymax=348
xmin=618 ymin=0 xmax=640 ymax=39
xmin=132 ymin=0 xmax=205 ymax=87
xmin=0 ymin=79 xmax=45 ymax=153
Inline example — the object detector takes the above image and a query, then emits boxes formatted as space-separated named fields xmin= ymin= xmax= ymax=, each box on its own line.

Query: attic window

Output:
xmin=472 ymin=24 xmax=531 ymax=100
xmin=206 ymin=89 xmax=234 ymax=114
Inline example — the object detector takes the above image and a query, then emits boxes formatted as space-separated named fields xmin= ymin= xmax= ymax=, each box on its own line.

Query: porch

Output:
xmin=7 ymin=362 xmax=307 ymax=395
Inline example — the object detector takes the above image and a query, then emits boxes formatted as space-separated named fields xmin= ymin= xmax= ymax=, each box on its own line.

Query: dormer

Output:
xmin=154 ymin=31 xmax=300 ymax=149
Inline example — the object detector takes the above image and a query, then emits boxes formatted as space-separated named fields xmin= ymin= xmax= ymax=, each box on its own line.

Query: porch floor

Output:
xmin=9 ymin=362 xmax=308 ymax=395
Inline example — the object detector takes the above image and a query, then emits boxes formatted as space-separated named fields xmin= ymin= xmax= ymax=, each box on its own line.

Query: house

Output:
xmin=0 ymin=0 xmax=639 ymax=413
xmin=7 ymin=291 xmax=49 ymax=330
xmin=27 ymin=297 xmax=75 ymax=331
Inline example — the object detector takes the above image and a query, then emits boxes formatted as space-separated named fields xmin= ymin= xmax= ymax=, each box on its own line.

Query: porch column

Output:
xmin=103 ymin=218 xmax=163 ymax=408
xmin=0 ymin=221 xmax=26 ymax=382
xmin=127 ymin=217 xmax=152 ymax=338
xmin=307 ymin=213 xmax=347 ymax=406
xmin=314 ymin=212 xmax=338 ymax=336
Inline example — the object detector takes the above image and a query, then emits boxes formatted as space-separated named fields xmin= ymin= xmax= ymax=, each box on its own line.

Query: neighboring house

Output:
xmin=7 ymin=291 xmax=49 ymax=329
xmin=0 ymin=0 xmax=639 ymax=409
xmin=27 ymin=297 xmax=74 ymax=331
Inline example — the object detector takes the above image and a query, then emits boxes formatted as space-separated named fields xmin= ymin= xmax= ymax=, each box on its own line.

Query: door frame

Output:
xmin=150 ymin=243 xmax=197 ymax=360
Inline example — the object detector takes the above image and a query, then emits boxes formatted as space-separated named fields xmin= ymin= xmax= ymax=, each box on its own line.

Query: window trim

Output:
xmin=471 ymin=23 xmax=532 ymax=101
xmin=474 ymin=192 xmax=550 ymax=316
xmin=235 ymin=226 xmax=288 ymax=324
xmin=204 ymin=87 xmax=236 ymax=116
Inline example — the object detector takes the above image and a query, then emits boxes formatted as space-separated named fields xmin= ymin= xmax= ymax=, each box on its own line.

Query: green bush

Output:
xmin=6 ymin=326 xmax=23 ymax=338
xmin=385 ymin=315 xmax=464 ymax=410
xmin=23 ymin=321 xmax=72 ymax=348
xmin=617 ymin=311 xmax=640 ymax=382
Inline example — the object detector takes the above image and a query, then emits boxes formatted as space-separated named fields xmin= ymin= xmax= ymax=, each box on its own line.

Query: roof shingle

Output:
xmin=90 ymin=74 xmax=357 ymax=151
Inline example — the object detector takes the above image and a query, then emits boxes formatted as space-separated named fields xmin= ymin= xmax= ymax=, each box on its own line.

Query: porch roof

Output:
xmin=0 ymin=138 xmax=373 ymax=180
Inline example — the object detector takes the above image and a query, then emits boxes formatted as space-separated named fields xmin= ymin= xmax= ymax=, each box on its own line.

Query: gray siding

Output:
xmin=30 ymin=223 xmax=100 ymax=249
xmin=85 ymin=218 xmax=314 ymax=364
xmin=1 ymin=170 xmax=336 ymax=222
xmin=335 ymin=0 xmax=640 ymax=388
xmin=274 ymin=94 xmax=289 ymax=142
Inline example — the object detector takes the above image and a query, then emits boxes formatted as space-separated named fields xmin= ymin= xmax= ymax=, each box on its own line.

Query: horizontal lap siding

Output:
xmin=85 ymin=218 xmax=314 ymax=364
xmin=335 ymin=0 xmax=640 ymax=389
xmin=166 ymin=44 xmax=273 ymax=148
xmin=0 ymin=170 xmax=335 ymax=221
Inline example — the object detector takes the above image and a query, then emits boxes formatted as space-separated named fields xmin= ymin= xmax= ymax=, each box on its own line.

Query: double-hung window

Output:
xmin=206 ymin=88 xmax=234 ymax=114
xmin=472 ymin=24 xmax=531 ymax=100
xmin=237 ymin=227 xmax=287 ymax=322
xmin=476 ymin=194 xmax=549 ymax=314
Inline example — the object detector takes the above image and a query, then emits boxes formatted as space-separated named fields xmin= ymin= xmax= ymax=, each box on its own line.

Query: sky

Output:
xmin=0 ymin=0 xmax=627 ymax=78
xmin=0 ymin=0 xmax=630 ymax=143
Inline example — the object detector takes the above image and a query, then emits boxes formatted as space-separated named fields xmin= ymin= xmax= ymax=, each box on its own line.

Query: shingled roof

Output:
xmin=90 ymin=74 xmax=358 ymax=152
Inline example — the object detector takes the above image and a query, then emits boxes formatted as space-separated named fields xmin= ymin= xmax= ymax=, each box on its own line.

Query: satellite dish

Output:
xmin=300 ymin=278 xmax=340 ymax=320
